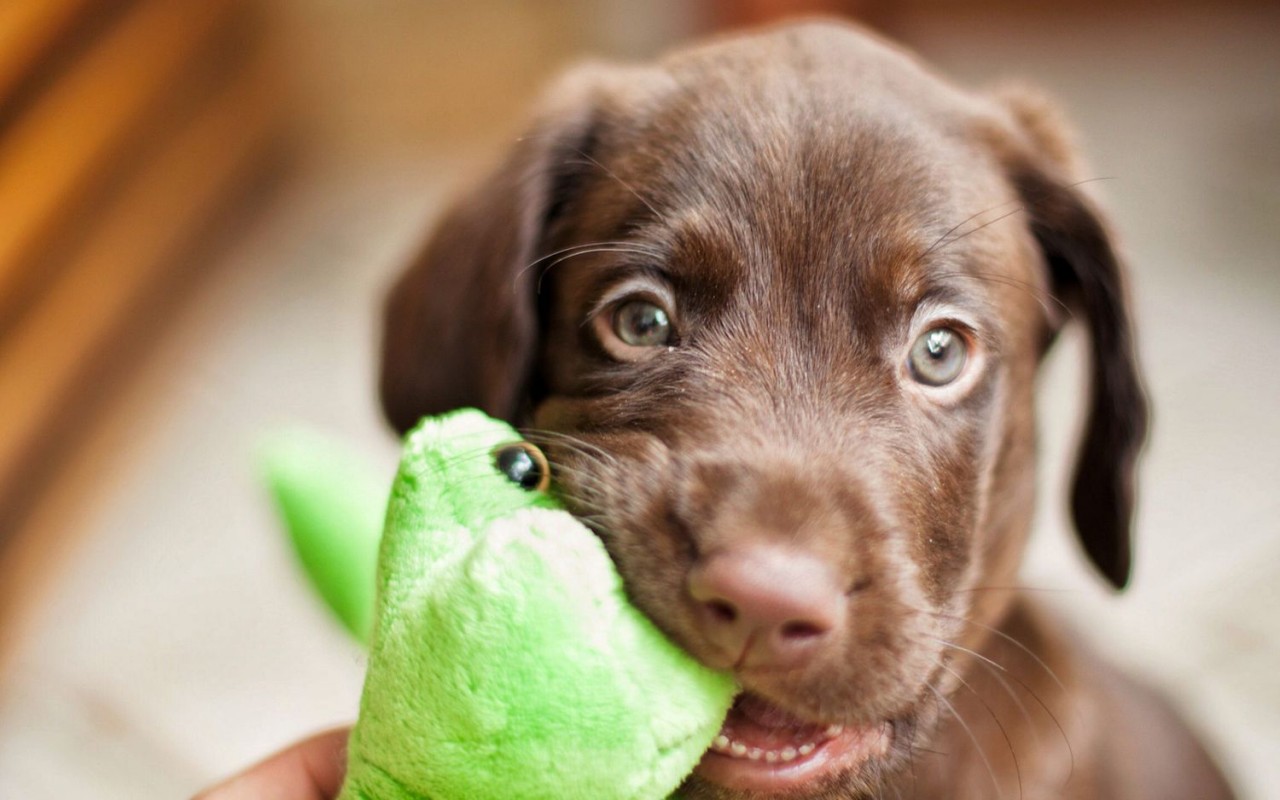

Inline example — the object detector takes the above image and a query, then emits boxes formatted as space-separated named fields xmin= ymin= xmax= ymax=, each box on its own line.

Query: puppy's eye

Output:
xmin=908 ymin=327 xmax=968 ymax=386
xmin=492 ymin=442 xmax=551 ymax=492
xmin=613 ymin=300 xmax=671 ymax=347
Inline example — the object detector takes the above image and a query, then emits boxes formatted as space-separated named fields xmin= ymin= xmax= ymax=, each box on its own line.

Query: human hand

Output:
xmin=193 ymin=727 xmax=350 ymax=800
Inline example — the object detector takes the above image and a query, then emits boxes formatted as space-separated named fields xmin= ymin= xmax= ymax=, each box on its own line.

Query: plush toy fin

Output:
xmin=260 ymin=429 xmax=388 ymax=644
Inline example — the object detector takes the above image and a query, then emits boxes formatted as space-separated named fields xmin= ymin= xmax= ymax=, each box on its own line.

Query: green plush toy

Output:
xmin=263 ymin=409 xmax=736 ymax=800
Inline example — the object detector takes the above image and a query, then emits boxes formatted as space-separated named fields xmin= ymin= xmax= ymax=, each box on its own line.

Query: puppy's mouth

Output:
xmin=693 ymin=693 xmax=893 ymax=793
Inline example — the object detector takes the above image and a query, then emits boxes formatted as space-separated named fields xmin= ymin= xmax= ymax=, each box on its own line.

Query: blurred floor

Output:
xmin=0 ymin=4 xmax=1276 ymax=798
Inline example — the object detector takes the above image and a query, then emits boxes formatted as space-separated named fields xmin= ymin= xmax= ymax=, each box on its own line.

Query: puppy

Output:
xmin=378 ymin=20 xmax=1234 ymax=800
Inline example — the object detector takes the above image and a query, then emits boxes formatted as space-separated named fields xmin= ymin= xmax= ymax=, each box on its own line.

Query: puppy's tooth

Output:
xmin=825 ymin=724 xmax=844 ymax=737
xmin=798 ymin=743 xmax=815 ymax=756
xmin=780 ymin=747 xmax=798 ymax=762
xmin=713 ymin=735 xmax=730 ymax=751
xmin=748 ymin=748 xmax=764 ymax=761
xmin=765 ymin=751 xmax=779 ymax=763
xmin=730 ymin=742 xmax=747 ymax=757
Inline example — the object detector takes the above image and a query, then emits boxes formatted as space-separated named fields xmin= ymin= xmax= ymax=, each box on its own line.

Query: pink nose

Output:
xmin=687 ymin=546 xmax=844 ymax=670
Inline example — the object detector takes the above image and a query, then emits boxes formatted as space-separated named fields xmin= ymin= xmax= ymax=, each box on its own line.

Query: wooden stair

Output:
xmin=0 ymin=0 xmax=286 ymax=652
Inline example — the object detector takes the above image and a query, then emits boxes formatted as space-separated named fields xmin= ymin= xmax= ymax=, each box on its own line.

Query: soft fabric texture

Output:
xmin=262 ymin=428 xmax=387 ymax=641
xmin=268 ymin=409 xmax=735 ymax=800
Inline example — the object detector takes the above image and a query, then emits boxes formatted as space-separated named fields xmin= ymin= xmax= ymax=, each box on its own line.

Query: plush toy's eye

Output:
xmin=492 ymin=442 xmax=551 ymax=492
xmin=908 ymin=326 xmax=968 ymax=386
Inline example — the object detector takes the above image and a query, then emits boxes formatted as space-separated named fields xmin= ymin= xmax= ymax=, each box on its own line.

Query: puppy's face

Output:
xmin=381 ymin=22 xmax=1145 ymax=799
xmin=529 ymin=60 xmax=1048 ymax=797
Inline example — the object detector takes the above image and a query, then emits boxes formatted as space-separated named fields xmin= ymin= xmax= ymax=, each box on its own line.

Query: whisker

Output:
xmin=986 ymin=660 xmax=1076 ymax=786
xmin=922 ymin=618 xmax=1076 ymax=784
xmin=930 ymin=635 xmax=1035 ymax=730
xmin=566 ymin=149 xmax=668 ymax=223
xmin=888 ymin=597 xmax=1077 ymax=788
xmin=918 ymin=199 xmax=1023 ymax=262
xmin=930 ymin=269 xmax=1067 ymax=318
xmin=931 ymin=205 xmax=1027 ymax=256
xmin=514 ymin=240 xmax=663 ymax=284
xmin=937 ymin=660 xmax=1023 ymax=800
xmin=889 ymin=598 xmax=1069 ymax=698
xmin=935 ymin=613 xmax=1069 ymax=697
xmin=541 ymin=246 xmax=664 ymax=295
xmin=971 ymin=652 xmax=1042 ymax=753
xmin=918 ymin=175 xmax=1114 ymax=265
xmin=928 ymin=682 xmax=1003 ymax=800
xmin=420 ymin=444 xmax=504 ymax=475
xmin=929 ymin=636 xmax=1006 ymax=674
xmin=954 ymin=585 xmax=1076 ymax=595
xmin=908 ymin=733 xmax=921 ymax=800
xmin=519 ymin=428 xmax=616 ymax=461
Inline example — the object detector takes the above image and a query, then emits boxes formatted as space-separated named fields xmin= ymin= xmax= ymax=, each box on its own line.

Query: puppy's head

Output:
xmin=380 ymin=21 xmax=1147 ymax=798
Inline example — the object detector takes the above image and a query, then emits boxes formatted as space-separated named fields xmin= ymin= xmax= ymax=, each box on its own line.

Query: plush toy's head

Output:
xmin=336 ymin=409 xmax=736 ymax=800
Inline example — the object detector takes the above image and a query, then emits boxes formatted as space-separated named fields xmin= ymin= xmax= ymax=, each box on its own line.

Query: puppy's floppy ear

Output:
xmin=379 ymin=65 xmax=633 ymax=433
xmin=995 ymin=88 xmax=1150 ymax=590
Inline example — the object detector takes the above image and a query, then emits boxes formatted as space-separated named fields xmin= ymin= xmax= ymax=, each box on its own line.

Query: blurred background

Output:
xmin=0 ymin=1 xmax=1276 ymax=797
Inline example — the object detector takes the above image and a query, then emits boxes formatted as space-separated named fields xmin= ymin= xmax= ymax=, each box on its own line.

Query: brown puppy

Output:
xmin=379 ymin=20 xmax=1234 ymax=800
